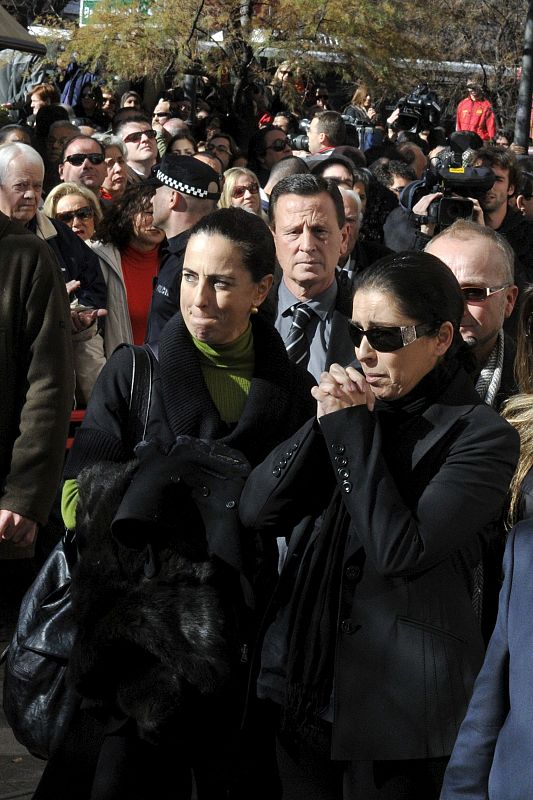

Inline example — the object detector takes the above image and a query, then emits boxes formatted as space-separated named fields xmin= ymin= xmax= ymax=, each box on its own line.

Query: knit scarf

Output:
xmin=475 ymin=330 xmax=504 ymax=406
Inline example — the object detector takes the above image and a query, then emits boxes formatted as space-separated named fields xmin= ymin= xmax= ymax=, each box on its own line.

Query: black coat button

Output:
xmin=272 ymin=467 xmax=281 ymax=477
xmin=280 ymin=458 xmax=287 ymax=467
xmin=285 ymin=451 xmax=293 ymax=459
xmin=201 ymin=486 xmax=210 ymax=497
xmin=332 ymin=444 xmax=345 ymax=454
xmin=342 ymin=481 xmax=353 ymax=493
xmin=335 ymin=456 xmax=348 ymax=466
xmin=338 ymin=468 xmax=350 ymax=479
xmin=345 ymin=565 xmax=360 ymax=581
xmin=341 ymin=619 xmax=356 ymax=634
xmin=225 ymin=500 xmax=236 ymax=509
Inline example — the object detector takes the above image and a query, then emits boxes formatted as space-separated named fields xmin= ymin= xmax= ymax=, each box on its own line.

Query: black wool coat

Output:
xmin=240 ymin=367 xmax=520 ymax=761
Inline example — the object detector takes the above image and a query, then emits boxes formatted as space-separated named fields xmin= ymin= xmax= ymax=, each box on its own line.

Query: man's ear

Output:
xmin=517 ymin=194 xmax=527 ymax=214
xmin=58 ymin=162 xmax=64 ymax=180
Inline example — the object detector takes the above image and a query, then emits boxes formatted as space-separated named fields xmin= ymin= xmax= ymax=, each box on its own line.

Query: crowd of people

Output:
xmin=2 ymin=64 xmax=533 ymax=799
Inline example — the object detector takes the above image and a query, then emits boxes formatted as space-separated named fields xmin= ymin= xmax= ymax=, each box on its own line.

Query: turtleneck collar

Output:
xmin=191 ymin=324 xmax=254 ymax=372
xmin=375 ymin=361 xmax=459 ymax=417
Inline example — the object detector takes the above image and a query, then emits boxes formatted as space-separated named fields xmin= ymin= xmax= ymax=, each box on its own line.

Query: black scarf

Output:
xmin=282 ymin=485 xmax=350 ymax=739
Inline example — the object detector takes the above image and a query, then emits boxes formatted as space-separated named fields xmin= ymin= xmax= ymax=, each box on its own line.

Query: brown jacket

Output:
xmin=0 ymin=212 xmax=74 ymax=533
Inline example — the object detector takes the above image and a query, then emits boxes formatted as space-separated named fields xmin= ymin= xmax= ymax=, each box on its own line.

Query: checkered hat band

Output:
xmin=157 ymin=170 xmax=208 ymax=198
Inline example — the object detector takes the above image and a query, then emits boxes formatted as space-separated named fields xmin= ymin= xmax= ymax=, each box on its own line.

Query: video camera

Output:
xmin=288 ymin=119 xmax=310 ymax=151
xmin=400 ymin=134 xmax=495 ymax=230
xmin=394 ymin=83 xmax=441 ymax=134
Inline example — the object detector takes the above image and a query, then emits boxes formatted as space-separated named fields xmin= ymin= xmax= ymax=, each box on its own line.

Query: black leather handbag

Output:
xmin=1 ymin=528 xmax=79 ymax=759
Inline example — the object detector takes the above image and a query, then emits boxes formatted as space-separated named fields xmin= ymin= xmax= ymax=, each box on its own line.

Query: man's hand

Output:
xmin=70 ymin=307 xmax=107 ymax=333
xmin=0 ymin=509 xmax=38 ymax=547
xmin=468 ymin=197 xmax=485 ymax=226
xmin=312 ymin=363 xmax=375 ymax=419
xmin=412 ymin=191 xmax=442 ymax=237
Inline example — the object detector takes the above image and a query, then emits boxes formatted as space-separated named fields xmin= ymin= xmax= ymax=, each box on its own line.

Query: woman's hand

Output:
xmin=311 ymin=364 xmax=375 ymax=419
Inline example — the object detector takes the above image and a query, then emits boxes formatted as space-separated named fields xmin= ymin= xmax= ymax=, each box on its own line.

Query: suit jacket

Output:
xmin=441 ymin=520 xmax=533 ymax=800
xmin=240 ymin=367 xmax=519 ymax=761
xmin=262 ymin=271 xmax=356 ymax=375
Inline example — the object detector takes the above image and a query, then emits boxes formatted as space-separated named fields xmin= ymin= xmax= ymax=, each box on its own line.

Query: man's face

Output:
xmin=390 ymin=174 xmax=412 ymax=197
xmin=0 ymin=157 xmax=43 ymax=223
xmin=262 ymin=130 xmax=292 ymax=169
xmin=308 ymin=117 xmax=323 ymax=154
xmin=102 ymin=92 xmax=117 ymax=116
xmin=272 ymin=191 xmax=347 ymax=297
xmin=152 ymin=99 xmax=172 ymax=128
xmin=120 ymin=122 xmax=158 ymax=168
xmin=151 ymin=185 xmax=173 ymax=232
xmin=47 ymin=125 xmax=77 ymax=163
xmin=341 ymin=193 xmax=360 ymax=254
xmin=478 ymin=164 xmax=514 ymax=215
xmin=58 ymin=139 xmax=106 ymax=190
xmin=426 ymin=235 xmax=517 ymax=364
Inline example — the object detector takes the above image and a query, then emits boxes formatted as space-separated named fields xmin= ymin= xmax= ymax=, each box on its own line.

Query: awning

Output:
xmin=0 ymin=6 xmax=47 ymax=55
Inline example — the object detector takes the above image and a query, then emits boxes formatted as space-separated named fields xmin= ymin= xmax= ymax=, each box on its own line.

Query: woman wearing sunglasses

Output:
xmin=44 ymin=182 xmax=103 ymax=241
xmin=239 ymin=251 xmax=519 ymax=799
xmin=219 ymin=166 xmax=265 ymax=219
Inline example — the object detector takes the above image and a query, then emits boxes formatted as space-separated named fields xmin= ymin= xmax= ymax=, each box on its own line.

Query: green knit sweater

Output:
xmin=192 ymin=324 xmax=255 ymax=424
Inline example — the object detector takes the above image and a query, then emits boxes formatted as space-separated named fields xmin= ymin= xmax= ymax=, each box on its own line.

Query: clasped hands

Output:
xmin=311 ymin=363 xmax=375 ymax=419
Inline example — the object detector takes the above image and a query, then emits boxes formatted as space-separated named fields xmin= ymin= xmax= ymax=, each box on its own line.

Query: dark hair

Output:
xmin=314 ymin=111 xmax=346 ymax=146
xmin=60 ymin=134 xmax=105 ymax=163
xmin=112 ymin=112 xmax=151 ymax=136
xmin=166 ymin=132 xmax=197 ymax=154
xmin=96 ymin=184 xmax=156 ymax=250
xmin=371 ymin=160 xmax=416 ymax=189
xmin=475 ymin=145 xmax=520 ymax=193
xmin=265 ymin=155 xmax=310 ymax=187
xmin=34 ymin=104 xmax=69 ymax=139
xmin=268 ymin=174 xmax=345 ymax=230
xmin=518 ymin=170 xmax=533 ymax=200
xmin=354 ymin=251 xmax=468 ymax=365
xmin=0 ymin=124 xmax=31 ymax=144
xmin=188 ymin=207 xmax=275 ymax=281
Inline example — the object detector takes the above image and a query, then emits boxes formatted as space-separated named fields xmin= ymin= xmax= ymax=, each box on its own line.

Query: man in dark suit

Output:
xmin=267 ymin=173 xmax=354 ymax=381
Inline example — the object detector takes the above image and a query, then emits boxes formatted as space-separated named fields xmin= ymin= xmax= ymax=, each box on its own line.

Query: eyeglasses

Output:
xmin=232 ymin=183 xmax=259 ymax=199
xmin=56 ymin=206 xmax=94 ymax=224
xmin=348 ymin=321 xmax=439 ymax=352
xmin=461 ymin=285 xmax=510 ymax=303
xmin=122 ymin=129 xmax=157 ymax=144
xmin=265 ymin=138 xmax=290 ymax=152
xmin=207 ymin=143 xmax=231 ymax=155
xmin=63 ymin=153 xmax=105 ymax=166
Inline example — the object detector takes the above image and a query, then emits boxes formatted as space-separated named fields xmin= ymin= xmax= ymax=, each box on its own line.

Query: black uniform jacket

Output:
xmin=239 ymin=367 xmax=519 ymax=761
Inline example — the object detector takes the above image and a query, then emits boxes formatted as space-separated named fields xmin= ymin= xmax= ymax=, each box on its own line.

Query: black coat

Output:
xmin=240 ymin=367 xmax=519 ymax=761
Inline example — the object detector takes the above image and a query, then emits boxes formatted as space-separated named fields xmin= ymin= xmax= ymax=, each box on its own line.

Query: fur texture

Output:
xmin=68 ymin=461 xmax=242 ymax=742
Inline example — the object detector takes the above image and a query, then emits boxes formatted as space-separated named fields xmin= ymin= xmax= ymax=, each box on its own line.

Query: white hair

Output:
xmin=339 ymin=186 xmax=363 ymax=224
xmin=0 ymin=142 xmax=44 ymax=185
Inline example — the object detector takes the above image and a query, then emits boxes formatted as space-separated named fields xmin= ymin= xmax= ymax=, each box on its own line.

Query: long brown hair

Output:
xmin=501 ymin=394 xmax=533 ymax=526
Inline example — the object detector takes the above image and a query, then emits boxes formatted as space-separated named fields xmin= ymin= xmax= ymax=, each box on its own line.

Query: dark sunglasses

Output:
xmin=461 ymin=285 xmax=510 ymax=303
xmin=123 ymin=128 xmax=157 ymax=144
xmin=153 ymin=111 xmax=171 ymax=118
xmin=265 ymin=138 xmax=290 ymax=152
xmin=56 ymin=206 xmax=94 ymax=224
xmin=63 ymin=153 xmax=105 ymax=166
xmin=348 ymin=321 xmax=439 ymax=352
xmin=232 ymin=183 xmax=259 ymax=198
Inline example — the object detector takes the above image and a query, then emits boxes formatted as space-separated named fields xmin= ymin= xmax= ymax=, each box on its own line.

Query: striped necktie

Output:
xmin=285 ymin=303 xmax=315 ymax=367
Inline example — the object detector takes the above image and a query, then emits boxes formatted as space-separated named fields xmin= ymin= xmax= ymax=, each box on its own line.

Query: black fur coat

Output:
xmin=68 ymin=439 xmax=253 ymax=744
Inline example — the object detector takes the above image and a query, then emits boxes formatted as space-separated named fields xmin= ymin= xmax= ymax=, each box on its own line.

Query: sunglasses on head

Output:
xmin=123 ymin=128 xmax=157 ymax=144
xmin=63 ymin=153 xmax=105 ymax=166
xmin=348 ymin=321 xmax=439 ymax=352
xmin=233 ymin=183 xmax=259 ymax=198
xmin=266 ymin=138 xmax=290 ymax=152
xmin=461 ymin=285 xmax=510 ymax=303
xmin=56 ymin=206 xmax=94 ymax=224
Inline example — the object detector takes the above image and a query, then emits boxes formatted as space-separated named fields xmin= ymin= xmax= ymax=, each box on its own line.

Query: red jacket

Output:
xmin=456 ymin=96 xmax=496 ymax=140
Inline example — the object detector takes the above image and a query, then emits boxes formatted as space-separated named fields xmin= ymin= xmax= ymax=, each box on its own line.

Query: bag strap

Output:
xmin=126 ymin=345 xmax=158 ymax=451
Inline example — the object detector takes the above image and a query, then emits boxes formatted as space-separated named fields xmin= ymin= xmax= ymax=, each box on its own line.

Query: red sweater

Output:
xmin=121 ymin=244 xmax=159 ymax=344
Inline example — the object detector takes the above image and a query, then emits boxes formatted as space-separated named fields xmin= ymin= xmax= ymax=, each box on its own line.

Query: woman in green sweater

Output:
xmin=37 ymin=207 xmax=315 ymax=800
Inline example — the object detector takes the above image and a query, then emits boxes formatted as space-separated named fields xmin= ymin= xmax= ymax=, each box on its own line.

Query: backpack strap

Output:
xmin=125 ymin=345 xmax=158 ymax=451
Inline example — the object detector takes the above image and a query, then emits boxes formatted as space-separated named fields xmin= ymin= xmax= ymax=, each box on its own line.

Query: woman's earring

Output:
xmin=250 ymin=306 xmax=259 ymax=315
